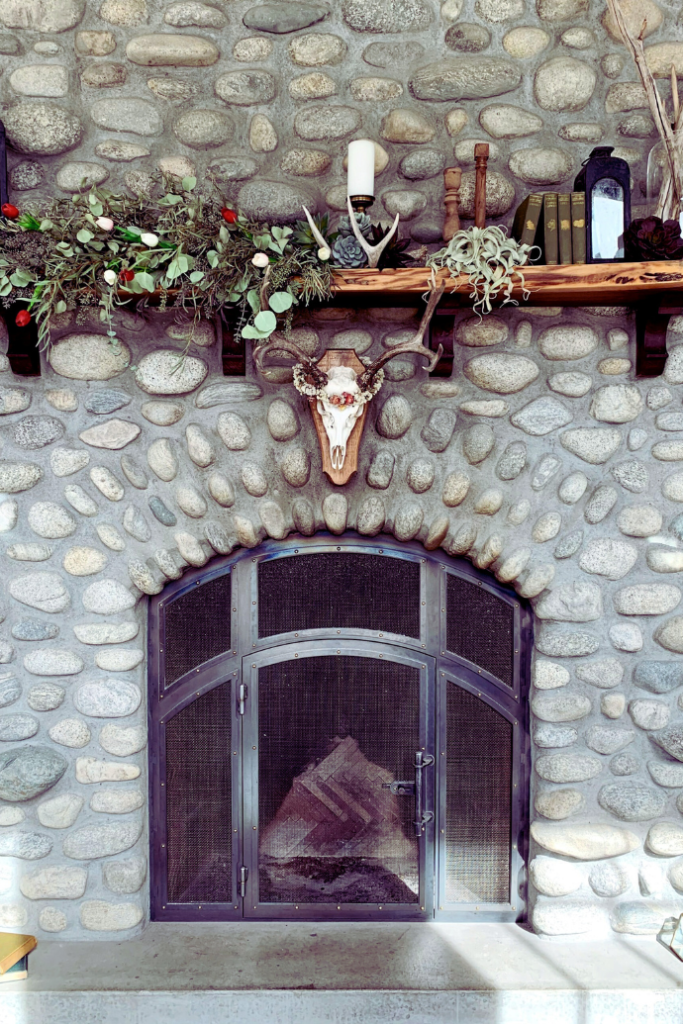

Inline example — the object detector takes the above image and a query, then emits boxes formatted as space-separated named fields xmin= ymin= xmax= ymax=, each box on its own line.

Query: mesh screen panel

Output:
xmin=258 ymin=655 xmax=420 ymax=904
xmin=166 ymin=684 xmax=232 ymax=903
xmin=444 ymin=683 xmax=512 ymax=904
xmin=446 ymin=575 xmax=514 ymax=686
xmin=258 ymin=554 xmax=421 ymax=639
xmin=164 ymin=573 xmax=232 ymax=687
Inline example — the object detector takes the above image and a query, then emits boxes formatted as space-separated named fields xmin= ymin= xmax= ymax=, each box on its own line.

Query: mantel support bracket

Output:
xmin=636 ymin=301 xmax=683 ymax=378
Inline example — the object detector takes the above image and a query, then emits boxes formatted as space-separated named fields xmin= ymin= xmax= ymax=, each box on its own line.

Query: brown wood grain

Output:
xmin=330 ymin=261 xmax=683 ymax=304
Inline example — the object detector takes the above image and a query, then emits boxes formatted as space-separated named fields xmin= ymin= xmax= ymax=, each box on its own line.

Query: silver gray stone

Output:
xmin=0 ymin=745 xmax=67 ymax=802
xmin=421 ymin=409 xmax=456 ymax=452
xmin=496 ymin=441 xmax=526 ymax=480
xmin=0 ymin=831 xmax=52 ymax=859
xmin=410 ymin=57 xmax=521 ymax=101
xmin=554 ymin=530 xmax=583 ymax=559
xmin=598 ymin=782 xmax=666 ymax=821
xmin=463 ymin=423 xmax=494 ymax=464
xmin=585 ymin=726 xmax=635 ymax=755
xmin=536 ymin=631 xmax=599 ymax=657
xmin=367 ymin=450 xmax=395 ymax=489
xmin=63 ymin=820 xmax=142 ymax=860
xmin=534 ymin=581 xmax=602 ymax=622
xmin=12 ymin=416 xmax=64 ymax=450
xmin=376 ymin=396 xmax=412 ymax=440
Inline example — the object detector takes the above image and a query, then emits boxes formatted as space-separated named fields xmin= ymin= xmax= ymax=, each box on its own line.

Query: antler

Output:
xmin=345 ymin=196 xmax=400 ymax=270
xmin=253 ymin=335 xmax=329 ymax=388
xmin=302 ymin=206 xmax=329 ymax=251
xmin=359 ymin=285 xmax=445 ymax=388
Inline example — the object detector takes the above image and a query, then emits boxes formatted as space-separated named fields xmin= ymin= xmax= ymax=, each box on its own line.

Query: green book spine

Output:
xmin=511 ymin=195 xmax=529 ymax=243
xmin=521 ymin=193 xmax=544 ymax=249
xmin=571 ymin=191 xmax=586 ymax=264
xmin=543 ymin=193 xmax=558 ymax=266
xmin=558 ymin=193 xmax=572 ymax=265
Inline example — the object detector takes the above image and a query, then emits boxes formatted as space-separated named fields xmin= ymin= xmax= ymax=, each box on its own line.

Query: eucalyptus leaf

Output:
xmin=76 ymin=229 xmax=93 ymax=244
xmin=268 ymin=291 xmax=294 ymax=313
xmin=246 ymin=289 xmax=261 ymax=316
xmin=254 ymin=309 xmax=277 ymax=333
xmin=189 ymin=270 xmax=204 ymax=283
xmin=134 ymin=271 xmax=156 ymax=292
xmin=181 ymin=176 xmax=197 ymax=191
xmin=241 ymin=323 xmax=273 ymax=340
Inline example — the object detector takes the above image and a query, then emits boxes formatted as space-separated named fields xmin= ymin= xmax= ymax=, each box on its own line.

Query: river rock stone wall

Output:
xmin=1 ymin=0 xmax=683 ymax=944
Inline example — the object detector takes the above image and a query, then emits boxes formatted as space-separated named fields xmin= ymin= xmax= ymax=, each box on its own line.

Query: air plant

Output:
xmin=427 ymin=225 xmax=538 ymax=317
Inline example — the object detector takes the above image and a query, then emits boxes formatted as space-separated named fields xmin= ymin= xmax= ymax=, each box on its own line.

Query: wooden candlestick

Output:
xmin=474 ymin=143 xmax=489 ymax=229
xmin=443 ymin=166 xmax=462 ymax=241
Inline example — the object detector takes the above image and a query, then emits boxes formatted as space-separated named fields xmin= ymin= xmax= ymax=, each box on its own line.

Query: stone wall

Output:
xmin=1 ymin=0 xmax=683 ymax=944
xmin=1 ymin=0 xmax=681 ymax=230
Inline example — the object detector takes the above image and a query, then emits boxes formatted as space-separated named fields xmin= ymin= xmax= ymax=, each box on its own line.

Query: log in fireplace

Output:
xmin=148 ymin=536 xmax=530 ymax=922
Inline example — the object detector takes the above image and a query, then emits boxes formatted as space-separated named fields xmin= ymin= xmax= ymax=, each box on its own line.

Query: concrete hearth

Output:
xmin=3 ymin=921 xmax=683 ymax=1023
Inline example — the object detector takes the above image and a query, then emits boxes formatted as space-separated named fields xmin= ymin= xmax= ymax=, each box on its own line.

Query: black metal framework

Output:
xmin=148 ymin=535 xmax=531 ymax=924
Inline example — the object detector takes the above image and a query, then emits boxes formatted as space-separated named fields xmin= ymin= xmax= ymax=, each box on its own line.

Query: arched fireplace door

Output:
xmin=148 ymin=536 xmax=531 ymax=923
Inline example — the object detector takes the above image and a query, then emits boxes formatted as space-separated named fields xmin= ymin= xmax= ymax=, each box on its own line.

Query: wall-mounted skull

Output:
xmin=316 ymin=366 xmax=365 ymax=470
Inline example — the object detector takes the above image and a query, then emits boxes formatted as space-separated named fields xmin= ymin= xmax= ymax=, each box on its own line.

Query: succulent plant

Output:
xmin=370 ymin=223 xmax=412 ymax=270
xmin=337 ymin=212 xmax=372 ymax=240
xmin=624 ymin=216 xmax=683 ymax=261
xmin=331 ymin=235 xmax=368 ymax=269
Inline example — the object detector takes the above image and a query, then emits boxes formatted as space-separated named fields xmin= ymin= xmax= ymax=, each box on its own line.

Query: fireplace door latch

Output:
xmin=238 ymin=865 xmax=249 ymax=898
xmin=382 ymin=752 xmax=435 ymax=837
xmin=382 ymin=781 xmax=416 ymax=797
xmin=238 ymin=682 xmax=248 ymax=715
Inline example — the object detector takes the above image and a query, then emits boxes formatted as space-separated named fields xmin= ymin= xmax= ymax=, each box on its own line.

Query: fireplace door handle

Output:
xmin=413 ymin=751 xmax=434 ymax=838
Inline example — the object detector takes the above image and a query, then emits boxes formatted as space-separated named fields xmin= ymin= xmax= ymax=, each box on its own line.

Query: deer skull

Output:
xmin=316 ymin=366 xmax=364 ymax=471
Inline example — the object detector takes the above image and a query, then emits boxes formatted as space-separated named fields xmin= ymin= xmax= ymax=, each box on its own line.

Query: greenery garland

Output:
xmin=0 ymin=176 xmax=338 ymax=352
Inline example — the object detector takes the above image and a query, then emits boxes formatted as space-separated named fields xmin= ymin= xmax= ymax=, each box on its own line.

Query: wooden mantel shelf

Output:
xmin=331 ymin=261 xmax=683 ymax=379
xmin=331 ymin=260 xmax=683 ymax=306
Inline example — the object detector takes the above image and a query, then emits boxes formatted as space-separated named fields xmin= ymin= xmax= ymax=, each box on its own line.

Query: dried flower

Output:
xmin=96 ymin=217 xmax=114 ymax=232
xmin=103 ymin=269 xmax=117 ymax=286
xmin=15 ymin=310 xmax=30 ymax=327
xmin=221 ymin=208 xmax=238 ymax=224
xmin=252 ymin=252 xmax=269 ymax=268
xmin=140 ymin=232 xmax=159 ymax=247
xmin=2 ymin=204 xmax=19 ymax=220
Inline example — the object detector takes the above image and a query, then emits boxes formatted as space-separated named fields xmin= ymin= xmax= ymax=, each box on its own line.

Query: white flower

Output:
xmin=252 ymin=252 xmax=269 ymax=268
xmin=96 ymin=217 xmax=114 ymax=232
xmin=140 ymin=232 xmax=159 ymax=247
xmin=103 ymin=269 xmax=117 ymax=286
xmin=317 ymin=246 xmax=331 ymax=262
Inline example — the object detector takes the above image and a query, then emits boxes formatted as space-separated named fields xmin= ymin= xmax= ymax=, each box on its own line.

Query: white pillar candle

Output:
xmin=347 ymin=139 xmax=375 ymax=198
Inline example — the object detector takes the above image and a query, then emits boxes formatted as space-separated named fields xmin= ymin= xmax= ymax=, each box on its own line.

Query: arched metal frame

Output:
xmin=148 ymin=534 xmax=531 ymax=924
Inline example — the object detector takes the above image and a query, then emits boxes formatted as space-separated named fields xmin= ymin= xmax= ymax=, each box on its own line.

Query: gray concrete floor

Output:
xmin=6 ymin=920 xmax=683 ymax=990
xmin=4 ymin=922 xmax=683 ymax=1024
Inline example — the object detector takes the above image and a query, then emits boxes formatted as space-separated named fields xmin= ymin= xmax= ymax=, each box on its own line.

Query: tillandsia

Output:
xmin=0 ymin=176 xmax=336 ymax=353
xmin=427 ymin=225 xmax=538 ymax=317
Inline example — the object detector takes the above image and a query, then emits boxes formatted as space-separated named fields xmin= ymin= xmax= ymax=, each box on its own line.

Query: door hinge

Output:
xmin=239 ymin=865 xmax=248 ymax=898
xmin=238 ymin=682 xmax=248 ymax=715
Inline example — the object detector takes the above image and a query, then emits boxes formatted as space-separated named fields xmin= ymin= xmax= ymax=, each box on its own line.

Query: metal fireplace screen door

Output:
xmin=149 ymin=540 xmax=527 ymax=923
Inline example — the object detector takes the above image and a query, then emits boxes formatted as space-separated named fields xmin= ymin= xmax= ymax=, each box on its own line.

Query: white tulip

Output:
xmin=252 ymin=252 xmax=269 ymax=268
xmin=317 ymin=246 xmax=331 ymax=262
xmin=103 ymin=269 xmax=117 ymax=286
xmin=96 ymin=217 xmax=114 ymax=232
xmin=140 ymin=232 xmax=159 ymax=247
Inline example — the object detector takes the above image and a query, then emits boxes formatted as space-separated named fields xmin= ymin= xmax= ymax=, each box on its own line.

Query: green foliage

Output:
xmin=0 ymin=180 xmax=334 ymax=351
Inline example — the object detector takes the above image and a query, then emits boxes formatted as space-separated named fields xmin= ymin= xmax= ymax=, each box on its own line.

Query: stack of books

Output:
xmin=512 ymin=192 xmax=586 ymax=265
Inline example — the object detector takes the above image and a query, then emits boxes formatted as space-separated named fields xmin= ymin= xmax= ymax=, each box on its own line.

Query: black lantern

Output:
xmin=574 ymin=146 xmax=631 ymax=264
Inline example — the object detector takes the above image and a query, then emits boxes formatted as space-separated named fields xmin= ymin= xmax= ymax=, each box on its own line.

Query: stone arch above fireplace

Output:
xmin=148 ymin=536 xmax=531 ymax=922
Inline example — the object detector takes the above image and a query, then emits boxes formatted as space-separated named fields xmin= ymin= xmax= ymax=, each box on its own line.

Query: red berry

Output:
xmin=2 ymin=204 xmax=19 ymax=220
xmin=119 ymin=269 xmax=135 ymax=283
xmin=221 ymin=208 xmax=238 ymax=224
xmin=15 ymin=310 xmax=30 ymax=327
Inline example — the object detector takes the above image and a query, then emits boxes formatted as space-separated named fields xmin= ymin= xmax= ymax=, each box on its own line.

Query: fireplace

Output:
xmin=148 ymin=536 xmax=530 ymax=922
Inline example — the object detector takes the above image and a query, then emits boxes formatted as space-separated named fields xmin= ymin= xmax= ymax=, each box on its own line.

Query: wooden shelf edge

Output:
xmin=331 ymin=261 xmax=683 ymax=305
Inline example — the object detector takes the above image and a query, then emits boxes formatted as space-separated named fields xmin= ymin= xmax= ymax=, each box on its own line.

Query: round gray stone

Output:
xmin=532 ymin=692 xmax=592 ymax=722
xmin=134 ymin=351 xmax=207 ymax=395
xmin=173 ymin=109 xmax=234 ymax=149
xmin=421 ymin=409 xmax=456 ymax=452
xmin=74 ymin=679 xmax=141 ymax=718
xmin=634 ymin=662 xmax=683 ymax=695
xmin=376 ymin=396 xmax=413 ymax=440
xmin=4 ymin=103 xmax=83 ymax=156
xmin=445 ymin=22 xmax=491 ymax=52
xmin=463 ymin=423 xmax=494 ymax=464
xmin=342 ymin=0 xmax=433 ymax=32
xmin=243 ymin=2 xmax=331 ymax=33
xmin=12 ymin=416 xmax=64 ymax=450
xmin=535 ymin=631 xmax=599 ymax=657
xmin=27 ymin=682 xmax=65 ymax=712
xmin=409 ymin=57 xmax=521 ymax=101
xmin=0 ymin=744 xmax=68 ymax=802
xmin=0 ymin=831 xmax=52 ymax=859
xmin=536 ymin=753 xmax=602 ymax=782
xmin=63 ymin=820 xmax=142 ymax=860
xmin=534 ymin=57 xmax=596 ymax=111
xmin=598 ymin=782 xmax=666 ymax=821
